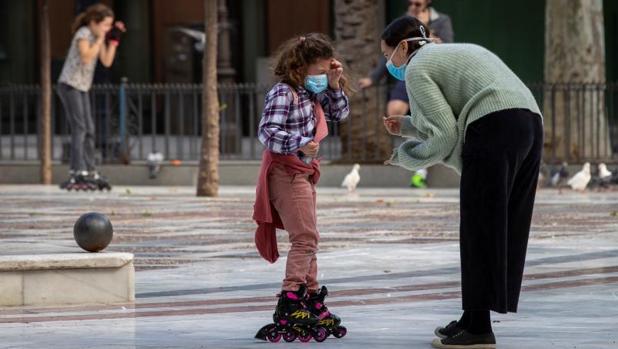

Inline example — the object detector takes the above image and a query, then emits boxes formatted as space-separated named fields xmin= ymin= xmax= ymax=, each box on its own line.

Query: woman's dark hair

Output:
xmin=381 ymin=16 xmax=430 ymax=55
xmin=71 ymin=3 xmax=114 ymax=33
xmin=272 ymin=33 xmax=351 ymax=94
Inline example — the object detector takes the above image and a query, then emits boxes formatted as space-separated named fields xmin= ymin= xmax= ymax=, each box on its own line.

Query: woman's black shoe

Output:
xmin=434 ymin=320 xmax=464 ymax=339
xmin=432 ymin=329 xmax=496 ymax=349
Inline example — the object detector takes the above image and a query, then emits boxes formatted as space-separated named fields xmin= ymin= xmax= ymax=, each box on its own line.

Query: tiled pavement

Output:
xmin=0 ymin=185 xmax=617 ymax=348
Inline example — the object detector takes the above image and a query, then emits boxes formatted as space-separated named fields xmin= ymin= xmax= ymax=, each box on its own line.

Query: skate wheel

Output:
xmin=283 ymin=331 xmax=297 ymax=342
xmin=267 ymin=328 xmax=281 ymax=343
xmin=313 ymin=327 xmax=328 ymax=342
xmin=299 ymin=333 xmax=312 ymax=343
xmin=333 ymin=326 xmax=347 ymax=338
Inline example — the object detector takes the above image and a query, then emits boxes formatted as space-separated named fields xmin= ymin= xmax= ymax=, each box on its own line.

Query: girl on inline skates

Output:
xmin=58 ymin=4 xmax=125 ymax=191
xmin=253 ymin=33 xmax=350 ymax=343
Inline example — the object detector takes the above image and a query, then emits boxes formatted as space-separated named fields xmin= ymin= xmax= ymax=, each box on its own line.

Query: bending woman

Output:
xmin=381 ymin=16 xmax=542 ymax=349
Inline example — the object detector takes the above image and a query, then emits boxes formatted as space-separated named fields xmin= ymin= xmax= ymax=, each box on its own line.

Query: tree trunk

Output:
xmin=544 ymin=0 xmax=610 ymax=161
xmin=196 ymin=0 xmax=220 ymax=197
xmin=333 ymin=0 xmax=392 ymax=163
xmin=39 ymin=0 xmax=52 ymax=184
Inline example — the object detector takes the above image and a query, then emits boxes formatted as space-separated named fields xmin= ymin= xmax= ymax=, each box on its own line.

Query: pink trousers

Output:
xmin=268 ymin=164 xmax=319 ymax=292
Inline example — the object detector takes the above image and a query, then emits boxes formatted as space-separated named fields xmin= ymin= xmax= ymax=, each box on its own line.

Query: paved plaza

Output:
xmin=0 ymin=185 xmax=617 ymax=348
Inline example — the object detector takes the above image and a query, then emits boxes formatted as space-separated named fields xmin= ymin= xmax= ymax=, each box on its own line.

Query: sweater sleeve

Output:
xmin=399 ymin=115 xmax=427 ymax=139
xmin=388 ymin=68 xmax=458 ymax=171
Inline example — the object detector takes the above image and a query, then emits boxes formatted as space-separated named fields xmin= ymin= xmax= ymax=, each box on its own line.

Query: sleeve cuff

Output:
xmin=399 ymin=116 xmax=416 ymax=137
xmin=299 ymin=136 xmax=313 ymax=148
xmin=327 ymin=88 xmax=344 ymax=98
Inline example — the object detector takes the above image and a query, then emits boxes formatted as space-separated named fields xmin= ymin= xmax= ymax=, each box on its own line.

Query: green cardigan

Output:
xmin=389 ymin=43 xmax=542 ymax=174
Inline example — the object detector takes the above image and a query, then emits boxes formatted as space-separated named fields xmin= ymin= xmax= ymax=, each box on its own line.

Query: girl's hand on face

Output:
xmin=328 ymin=59 xmax=343 ymax=90
xmin=383 ymin=115 xmax=405 ymax=135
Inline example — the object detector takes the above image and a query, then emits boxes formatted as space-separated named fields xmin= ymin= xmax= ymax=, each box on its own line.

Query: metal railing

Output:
xmin=0 ymin=82 xmax=616 ymax=164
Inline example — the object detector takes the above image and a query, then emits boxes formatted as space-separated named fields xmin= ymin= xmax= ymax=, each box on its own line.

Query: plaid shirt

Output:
xmin=259 ymin=82 xmax=350 ymax=154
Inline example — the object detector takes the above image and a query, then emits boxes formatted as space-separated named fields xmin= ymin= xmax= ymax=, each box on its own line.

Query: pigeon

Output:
xmin=567 ymin=162 xmax=591 ymax=191
xmin=598 ymin=163 xmax=613 ymax=188
xmin=341 ymin=164 xmax=361 ymax=193
xmin=147 ymin=152 xmax=164 ymax=179
xmin=549 ymin=162 xmax=569 ymax=187
xmin=599 ymin=163 xmax=612 ymax=180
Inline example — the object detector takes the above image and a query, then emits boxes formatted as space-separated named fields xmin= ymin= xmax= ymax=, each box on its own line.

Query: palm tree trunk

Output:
xmin=197 ymin=0 xmax=220 ymax=196
xmin=39 ymin=0 xmax=52 ymax=184
xmin=333 ymin=0 xmax=392 ymax=163
xmin=544 ymin=0 xmax=610 ymax=161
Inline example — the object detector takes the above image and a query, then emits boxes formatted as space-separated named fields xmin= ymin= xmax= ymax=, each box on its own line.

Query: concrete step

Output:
xmin=0 ymin=162 xmax=461 ymax=188
xmin=0 ymin=253 xmax=135 ymax=307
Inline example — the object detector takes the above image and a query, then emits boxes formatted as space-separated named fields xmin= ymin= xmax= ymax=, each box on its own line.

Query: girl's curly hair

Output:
xmin=272 ymin=33 xmax=352 ymax=94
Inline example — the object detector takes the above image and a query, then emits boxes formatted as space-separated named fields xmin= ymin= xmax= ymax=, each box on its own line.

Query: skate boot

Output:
xmin=306 ymin=286 xmax=347 ymax=338
xmin=255 ymin=285 xmax=328 ymax=343
xmin=88 ymin=171 xmax=112 ymax=191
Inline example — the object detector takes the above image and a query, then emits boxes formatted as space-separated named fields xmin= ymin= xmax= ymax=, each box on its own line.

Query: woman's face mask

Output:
xmin=385 ymin=37 xmax=429 ymax=81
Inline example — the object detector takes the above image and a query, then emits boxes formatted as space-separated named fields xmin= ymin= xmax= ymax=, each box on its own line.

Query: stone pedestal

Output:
xmin=0 ymin=253 xmax=135 ymax=307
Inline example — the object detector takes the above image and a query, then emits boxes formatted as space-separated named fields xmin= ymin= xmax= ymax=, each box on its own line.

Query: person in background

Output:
xmin=359 ymin=0 xmax=453 ymax=189
xmin=57 ymin=4 xmax=125 ymax=191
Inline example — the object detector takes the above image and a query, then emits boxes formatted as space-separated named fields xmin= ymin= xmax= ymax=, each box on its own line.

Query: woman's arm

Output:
xmin=388 ymin=70 xmax=457 ymax=170
xmin=370 ymin=56 xmax=388 ymax=84
xmin=98 ymin=41 xmax=118 ymax=67
xmin=77 ymin=36 xmax=104 ymax=65
xmin=98 ymin=22 xmax=125 ymax=67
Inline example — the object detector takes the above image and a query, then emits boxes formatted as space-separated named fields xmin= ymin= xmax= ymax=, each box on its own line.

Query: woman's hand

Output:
xmin=383 ymin=115 xmax=406 ymax=135
xmin=299 ymin=141 xmax=319 ymax=157
xmin=328 ymin=59 xmax=343 ymax=90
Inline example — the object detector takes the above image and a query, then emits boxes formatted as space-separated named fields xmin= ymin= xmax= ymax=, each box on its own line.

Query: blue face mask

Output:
xmin=386 ymin=37 xmax=430 ymax=81
xmin=304 ymin=74 xmax=328 ymax=94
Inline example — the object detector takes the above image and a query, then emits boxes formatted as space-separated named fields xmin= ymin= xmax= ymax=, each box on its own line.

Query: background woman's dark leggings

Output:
xmin=460 ymin=108 xmax=543 ymax=314
xmin=57 ymin=83 xmax=96 ymax=173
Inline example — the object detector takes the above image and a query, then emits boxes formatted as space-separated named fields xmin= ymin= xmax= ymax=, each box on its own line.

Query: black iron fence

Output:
xmin=0 ymin=82 xmax=616 ymax=164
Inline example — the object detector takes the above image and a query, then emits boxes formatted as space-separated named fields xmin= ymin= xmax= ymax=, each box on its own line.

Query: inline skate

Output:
xmin=305 ymin=286 xmax=347 ymax=338
xmin=255 ymin=285 xmax=329 ymax=343
xmin=59 ymin=172 xmax=97 ymax=191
